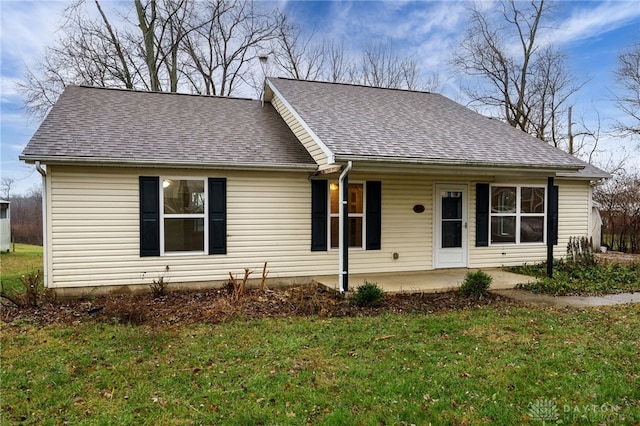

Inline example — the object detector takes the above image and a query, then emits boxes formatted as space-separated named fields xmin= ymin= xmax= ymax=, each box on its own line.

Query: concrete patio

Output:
xmin=314 ymin=268 xmax=536 ymax=294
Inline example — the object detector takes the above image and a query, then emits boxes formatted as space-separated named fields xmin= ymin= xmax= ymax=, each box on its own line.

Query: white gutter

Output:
xmin=333 ymin=154 xmax=584 ymax=172
xmin=35 ymin=161 xmax=48 ymax=288
xmin=20 ymin=156 xmax=318 ymax=172
xmin=338 ymin=161 xmax=352 ymax=293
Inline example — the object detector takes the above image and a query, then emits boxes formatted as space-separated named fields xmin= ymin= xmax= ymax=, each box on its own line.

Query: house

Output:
xmin=0 ymin=200 xmax=10 ymax=252
xmin=20 ymin=78 xmax=609 ymax=295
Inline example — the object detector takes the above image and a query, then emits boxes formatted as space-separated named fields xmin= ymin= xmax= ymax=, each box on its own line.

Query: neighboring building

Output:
xmin=0 ymin=200 xmax=10 ymax=252
xmin=20 ymin=78 xmax=609 ymax=294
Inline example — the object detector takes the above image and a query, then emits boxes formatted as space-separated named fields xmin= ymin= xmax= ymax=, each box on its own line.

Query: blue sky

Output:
xmin=1 ymin=0 xmax=639 ymax=195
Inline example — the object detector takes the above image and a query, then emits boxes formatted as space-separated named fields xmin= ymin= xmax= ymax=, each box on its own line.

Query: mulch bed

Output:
xmin=1 ymin=284 xmax=512 ymax=327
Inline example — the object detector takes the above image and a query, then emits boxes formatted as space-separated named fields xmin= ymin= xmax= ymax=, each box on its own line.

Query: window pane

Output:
xmin=329 ymin=183 xmax=364 ymax=248
xmin=163 ymin=179 xmax=204 ymax=214
xmin=330 ymin=183 xmax=339 ymax=214
xmin=349 ymin=217 xmax=363 ymax=247
xmin=330 ymin=217 xmax=339 ymax=248
xmin=442 ymin=191 xmax=462 ymax=219
xmin=521 ymin=217 xmax=544 ymax=242
xmin=330 ymin=217 xmax=364 ymax=248
xmin=349 ymin=184 xmax=363 ymax=214
xmin=164 ymin=218 xmax=205 ymax=252
xmin=491 ymin=187 xmax=516 ymax=213
xmin=442 ymin=221 xmax=462 ymax=248
xmin=491 ymin=216 xmax=515 ymax=243
xmin=521 ymin=187 xmax=545 ymax=213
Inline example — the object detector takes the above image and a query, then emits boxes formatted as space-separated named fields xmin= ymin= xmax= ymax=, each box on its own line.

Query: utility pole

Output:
xmin=568 ymin=106 xmax=574 ymax=155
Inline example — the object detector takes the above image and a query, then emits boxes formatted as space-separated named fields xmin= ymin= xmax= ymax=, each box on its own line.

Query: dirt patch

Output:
xmin=1 ymin=284 xmax=512 ymax=327
xmin=595 ymin=251 xmax=640 ymax=266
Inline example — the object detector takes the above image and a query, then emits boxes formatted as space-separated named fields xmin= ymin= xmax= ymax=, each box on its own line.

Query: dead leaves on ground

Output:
xmin=1 ymin=285 xmax=509 ymax=327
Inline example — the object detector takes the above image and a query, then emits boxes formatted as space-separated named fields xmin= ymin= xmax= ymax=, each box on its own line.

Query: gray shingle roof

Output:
xmin=267 ymin=77 xmax=595 ymax=172
xmin=21 ymin=86 xmax=315 ymax=168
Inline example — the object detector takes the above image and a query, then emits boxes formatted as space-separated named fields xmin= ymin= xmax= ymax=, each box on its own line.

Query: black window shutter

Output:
xmin=476 ymin=183 xmax=490 ymax=247
xmin=311 ymin=180 xmax=328 ymax=251
xmin=140 ymin=176 xmax=160 ymax=257
xmin=549 ymin=184 xmax=559 ymax=245
xmin=366 ymin=181 xmax=382 ymax=250
xmin=208 ymin=178 xmax=227 ymax=255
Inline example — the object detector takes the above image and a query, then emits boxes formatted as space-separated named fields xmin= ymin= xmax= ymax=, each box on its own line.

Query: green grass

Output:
xmin=0 ymin=244 xmax=43 ymax=294
xmin=2 ymin=305 xmax=638 ymax=425
xmin=510 ymin=260 xmax=640 ymax=296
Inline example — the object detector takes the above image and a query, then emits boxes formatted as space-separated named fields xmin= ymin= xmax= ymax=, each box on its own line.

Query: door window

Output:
xmin=441 ymin=191 xmax=462 ymax=248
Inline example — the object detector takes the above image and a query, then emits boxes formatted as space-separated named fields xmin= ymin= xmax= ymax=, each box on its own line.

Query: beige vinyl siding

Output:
xmin=45 ymin=166 xmax=593 ymax=289
xmin=271 ymin=94 xmax=329 ymax=166
xmin=48 ymin=166 xmax=330 ymax=288
xmin=47 ymin=168 xmax=440 ymax=288
xmin=468 ymin=179 xmax=591 ymax=268
xmin=347 ymin=173 xmax=433 ymax=274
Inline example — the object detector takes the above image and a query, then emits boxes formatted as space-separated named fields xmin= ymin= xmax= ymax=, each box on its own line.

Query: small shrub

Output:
xmin=567 ymin=236 xmax=595 ymax=265
xmin=149 ymin=266 xmax=170 ymax=297
xmin=351 ymin=281 xmax=385 ymax=307
xmin=459 ymin=270 xmax=492 ymax=300
xmin=0 ymin=269 xmax=50 ymax=308
xmin=20 ymin=269 xmax=43 ymax=307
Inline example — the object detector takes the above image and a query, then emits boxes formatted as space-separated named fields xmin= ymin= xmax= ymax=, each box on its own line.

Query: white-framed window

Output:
xmin=161 ymin=178 xmax=207 ymax=254
xmin=329 ymin=182 xmax=365 ymax=249
xmin=490 ymin=185 xmax=545 ymax=244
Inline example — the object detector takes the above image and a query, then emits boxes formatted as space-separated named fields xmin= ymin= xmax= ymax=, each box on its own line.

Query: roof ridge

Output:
xmin=267 ymin=76 xmax=434 ymax=95
xmin=73 ymin=85 xmax=258 ymax=102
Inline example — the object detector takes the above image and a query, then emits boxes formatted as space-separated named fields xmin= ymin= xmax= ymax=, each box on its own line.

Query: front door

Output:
xmin=434 ymin=184 xmax=468 ymax=268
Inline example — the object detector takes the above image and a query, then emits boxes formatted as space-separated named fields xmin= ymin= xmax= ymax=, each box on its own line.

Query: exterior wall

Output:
xmin=271 ymin=95 xmax=330 ymax=166
xmin=0 ymin=202 xmax=10 ymax=251
xmin=46 ymin=167 xmax=438 ymax=289
xmin=47 ymin=166 xmax=323 ymax=289
xmin=45 ymin=166 xmax=593 ymax=290
xmin=468 ymin=178 xmax=591 ymax=268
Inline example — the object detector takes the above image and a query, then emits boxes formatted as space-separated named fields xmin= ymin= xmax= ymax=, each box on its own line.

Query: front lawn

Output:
xmin=509 ymin=260 xmax=640 ymax=296
xmin=0 ymin=244 xmax=43 ymax=294
xmin=2 ymin=304 xmax=638 ymax=425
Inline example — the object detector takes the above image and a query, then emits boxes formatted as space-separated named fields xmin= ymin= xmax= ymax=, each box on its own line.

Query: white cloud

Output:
xmin=0 ymin=76 xmax=23 ymax=101
xmin=542 ymin=1 xmax=640 ymax=48
xmin=0 ymin=1 xmax=68 ymax=70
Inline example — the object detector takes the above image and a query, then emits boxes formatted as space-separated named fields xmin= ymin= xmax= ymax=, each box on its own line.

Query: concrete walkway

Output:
xmin=492 ymin=289 xmax=640 ymax=307
xmin=314 ymin=268 xmax=536 ymax=294
xmin=313 ymin=268 xmax=640 ymax=308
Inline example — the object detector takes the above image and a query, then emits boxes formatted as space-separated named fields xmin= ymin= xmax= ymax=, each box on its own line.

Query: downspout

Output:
xmin=338 ymin=161 xmax=352 ymax=293
xmin=546 ymin=176 xmax=555 ymax=278
xmin=35 ymin=161 xmax=48 ymax=287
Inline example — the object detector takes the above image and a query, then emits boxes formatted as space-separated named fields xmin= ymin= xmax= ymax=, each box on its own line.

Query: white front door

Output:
xmin=434 ymin=184 xmax=468 ymax=268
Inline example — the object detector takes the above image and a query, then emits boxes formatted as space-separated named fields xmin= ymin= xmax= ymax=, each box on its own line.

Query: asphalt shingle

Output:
xmin=267 ymin=77 xmax=594 ymax=171
xmin=21 ymin=86 xmax=315 ymax=168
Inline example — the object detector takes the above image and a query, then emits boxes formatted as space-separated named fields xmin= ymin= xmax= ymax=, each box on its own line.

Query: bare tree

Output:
xmin=182 ymin=0 xmax=282 ymax=96
xmin=271 ymin=15 xmax=324 ymax=81
xmin=323 ymin=40 xmax=351 ymax=83
xmin=1 ymin=178 xmax=14 ymax=200
xmin=270 ymin=34 xmax=437 ymax=92
xmin=614 ymin=42 xmax=640 ymax=137
xmin=9 ymin=189 xmax=43 ymax=246
xmin=352 ymin=41 xmax=423 ymax=90
xmin=594 ymin=171 xmax=640 ymax=253
xmin=21 ymin=0 xmax=283 ymax=117
xmin=452 ymin=0 xmax=582 ymax=146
